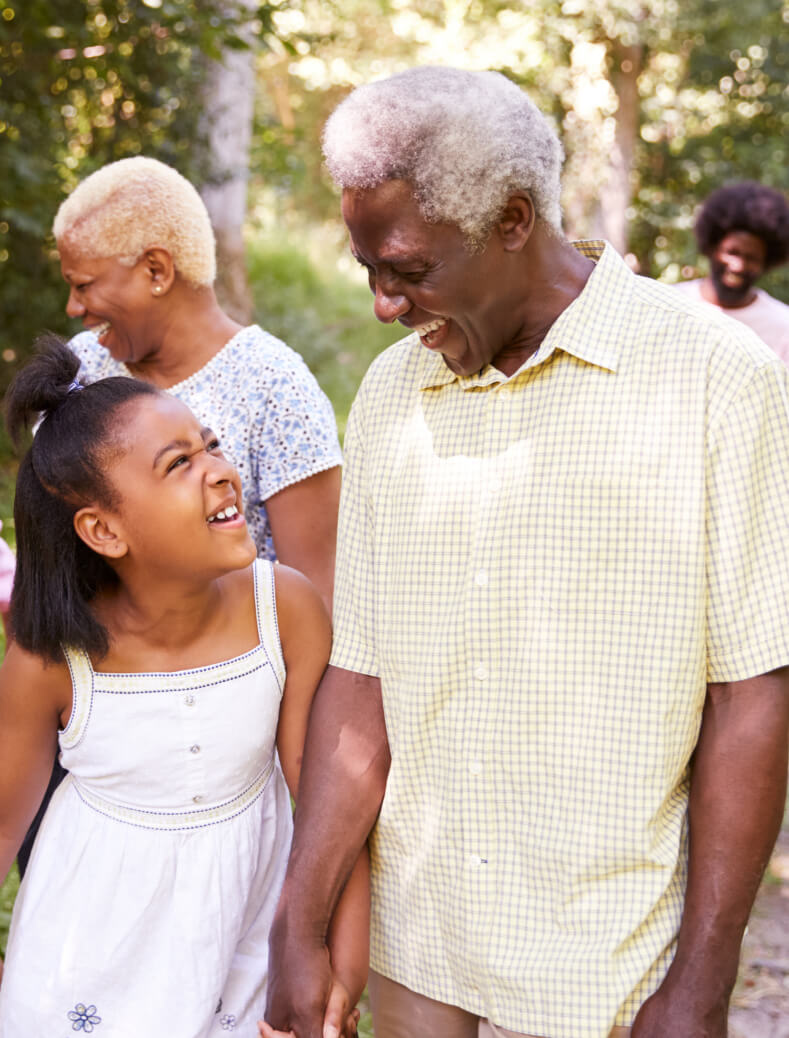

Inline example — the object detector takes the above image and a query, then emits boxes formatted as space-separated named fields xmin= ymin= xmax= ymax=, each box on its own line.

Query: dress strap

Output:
xmin=254 ymin=559 xmax=286 ymax=695
xmin=59 ymin=646 xmax=95 ymax=750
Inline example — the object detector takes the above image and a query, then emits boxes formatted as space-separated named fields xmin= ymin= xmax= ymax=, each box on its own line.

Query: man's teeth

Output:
xmin=207 ymin=504 xmax=239 ymax=523
xmin=416 ymin=318 xmax=447 ymax=336
xmin=94 ymin=321 xmax=111 ymax=337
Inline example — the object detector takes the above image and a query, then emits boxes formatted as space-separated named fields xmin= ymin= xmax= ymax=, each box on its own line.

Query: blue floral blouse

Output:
xmin=70 ymin=325 xmax=342 ymax=560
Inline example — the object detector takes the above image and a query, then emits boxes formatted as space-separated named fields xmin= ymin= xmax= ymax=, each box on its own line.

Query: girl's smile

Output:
xmin=97 ymin=394 xmax=257 ymax=579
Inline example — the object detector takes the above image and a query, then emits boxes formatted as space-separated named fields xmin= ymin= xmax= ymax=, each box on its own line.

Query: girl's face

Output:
xmin=97 ymin=394 xmax=256 ymax=580
xmin=59 ymin=240 xmax=164 ymax=366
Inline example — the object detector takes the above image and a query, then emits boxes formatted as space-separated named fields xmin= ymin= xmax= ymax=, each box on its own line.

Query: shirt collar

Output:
xmin=417 ymin=240 xmax=632 ymax=391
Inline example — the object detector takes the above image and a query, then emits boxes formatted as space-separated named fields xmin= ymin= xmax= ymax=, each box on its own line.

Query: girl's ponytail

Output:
xmin=6 ymin=334 xmax=157 ymax=661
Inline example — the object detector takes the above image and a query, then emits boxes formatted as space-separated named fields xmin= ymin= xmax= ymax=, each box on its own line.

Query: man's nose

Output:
xmin=373 ymin=284 xmax=409 ymax=324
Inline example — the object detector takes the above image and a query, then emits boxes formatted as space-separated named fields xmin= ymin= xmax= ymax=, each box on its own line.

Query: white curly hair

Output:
xmin=322 ymin=66 xmax=564 ymax=248
xmin=53 ymin=156 xmax=216 ymax=287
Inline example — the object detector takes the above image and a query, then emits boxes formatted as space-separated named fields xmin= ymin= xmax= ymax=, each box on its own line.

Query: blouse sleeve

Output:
xmin=249 ymin=338 xmax=342 ymax=501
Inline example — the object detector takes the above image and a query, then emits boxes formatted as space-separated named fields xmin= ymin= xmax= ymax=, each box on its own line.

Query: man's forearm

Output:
xmin=670 ymin=669 xmax=789 ymax=1001
xmin=276 ymin=665 xmax=390 ymax=938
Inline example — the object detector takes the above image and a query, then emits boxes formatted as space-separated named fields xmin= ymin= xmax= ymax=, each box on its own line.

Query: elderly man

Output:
xmin=676 ymin=181 xmax=789 ymax=364
xmin=263 ymin=68 xmax=789 ymax=1038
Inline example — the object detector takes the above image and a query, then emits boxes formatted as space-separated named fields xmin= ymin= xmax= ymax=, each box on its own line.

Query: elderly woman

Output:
xmin=53 ymin=156 xmax=341 ymax=611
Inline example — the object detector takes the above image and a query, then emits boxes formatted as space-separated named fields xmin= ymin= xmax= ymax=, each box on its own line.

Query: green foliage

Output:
xmin=630 ymin=0 xmax=789 ymax=290
xmin=0 ymin=0 xmax=281 ymax=392
xmin=0 ymin=864 xmax=18 ymax=956
xmin=247 ymin=231 xmax=400 ymax=434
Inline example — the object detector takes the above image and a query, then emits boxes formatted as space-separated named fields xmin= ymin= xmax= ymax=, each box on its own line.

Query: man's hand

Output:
xmin=262 ymin=927 xmax=333 ymax=1038
xmin=632 ymin=667 xmax=789 ymax=1037
xmin=630 ymin=971 xmax=728 ymax=1037
xmin=260 ymin=938 xmax=361 ymax=1038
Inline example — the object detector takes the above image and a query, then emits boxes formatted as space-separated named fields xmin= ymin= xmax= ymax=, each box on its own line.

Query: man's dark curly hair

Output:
xmin=695 ymin=181 xmax=789 ymax=269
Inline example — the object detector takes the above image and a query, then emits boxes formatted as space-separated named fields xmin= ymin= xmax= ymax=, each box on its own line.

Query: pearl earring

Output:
xmin=153 ymin=285 xmax=163 ymax=295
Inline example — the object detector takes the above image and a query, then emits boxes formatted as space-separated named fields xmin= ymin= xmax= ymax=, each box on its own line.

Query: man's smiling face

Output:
xmin=342 ymin=179 xmax=517 ymax=377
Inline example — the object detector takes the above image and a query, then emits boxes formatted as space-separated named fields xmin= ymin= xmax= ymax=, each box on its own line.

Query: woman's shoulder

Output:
xmin=178 ymin=326 xmax=338 ymax=439
xmin=214 ymin=324 xmax=320 ymax=383
xmin=68 ymin=331 xmax=124 ymax=382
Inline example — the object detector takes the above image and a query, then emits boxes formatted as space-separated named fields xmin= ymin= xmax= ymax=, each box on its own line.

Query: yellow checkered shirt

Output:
xmin=330 ymin=242 xmax=789 ymax=1037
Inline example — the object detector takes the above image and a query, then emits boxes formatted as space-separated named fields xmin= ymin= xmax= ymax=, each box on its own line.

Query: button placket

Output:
xmin=182 ymin=686 xmax=205 ymax=805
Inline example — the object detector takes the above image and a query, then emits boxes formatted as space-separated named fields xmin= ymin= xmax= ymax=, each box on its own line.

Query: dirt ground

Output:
xmin=729 ymin=826 xmax=789 ymax=1037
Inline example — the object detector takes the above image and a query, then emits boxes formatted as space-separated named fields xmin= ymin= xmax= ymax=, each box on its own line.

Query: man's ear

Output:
xmin=496 ymin=195 xmax=536 ymax=253
xmin=73 ymin=507 xmax=129 ymax=560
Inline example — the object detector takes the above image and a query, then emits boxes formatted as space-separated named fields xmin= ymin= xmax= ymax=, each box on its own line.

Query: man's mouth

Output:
xmin=414 ymin=317 xmax=449 ymax=348
xmin=207 ymin=504 xmax=242 ymax=525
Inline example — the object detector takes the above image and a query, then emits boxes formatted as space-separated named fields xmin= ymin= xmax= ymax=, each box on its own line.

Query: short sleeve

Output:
xmin=250 ymin=346 xmax=342 ymax=501
xmin=330 ymin=391 xmax=379 ymax=677
xmin=706 ymin=360 xmax=789 ymax=681
xmin=68 ymin=331 xmax=121 ymax=382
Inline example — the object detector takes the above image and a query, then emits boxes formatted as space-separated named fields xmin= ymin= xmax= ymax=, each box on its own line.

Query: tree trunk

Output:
xmin=199 ymin=4 xmax=257 ymax=324
xmin=589 ymin=41 xmax=643 ymax=258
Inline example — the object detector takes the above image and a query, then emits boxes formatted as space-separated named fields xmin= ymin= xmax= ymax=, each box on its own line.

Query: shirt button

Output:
xmin=192 ymin=795 xmax=203 ymax=803
xmin=474 ymin=664 xmax=487 ymax=681
xmin=469 ymin=760 xmax=482 ymax=775
xmin=474 ymin=570 xmax=488 ymax=587
xmin=184 ymin=694 xmax=195 ymax=706
xmin=190 ymin=744 xmax=201 ymax=754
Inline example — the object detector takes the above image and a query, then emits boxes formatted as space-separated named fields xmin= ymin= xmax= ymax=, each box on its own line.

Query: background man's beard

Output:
xmin=709 ymin=259 xmax=757 ymax=307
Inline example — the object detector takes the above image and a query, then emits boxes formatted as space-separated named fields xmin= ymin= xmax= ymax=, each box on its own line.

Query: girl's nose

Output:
xmin=206 ymin=451 xmax=236 ymax=486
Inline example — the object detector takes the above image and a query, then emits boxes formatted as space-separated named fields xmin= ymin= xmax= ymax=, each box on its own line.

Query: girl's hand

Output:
xmin=257 ymin=1024 xmax=295 ymax=1038
xmin=323 ymin=976 xmax=360 ymax=1038
xmin=258 ymin=975 xmax=359 ymax=1038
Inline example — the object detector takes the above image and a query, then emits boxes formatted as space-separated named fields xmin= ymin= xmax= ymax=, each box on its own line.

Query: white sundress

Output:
xmin=0 ymin=560 xmax=292 ymax=1038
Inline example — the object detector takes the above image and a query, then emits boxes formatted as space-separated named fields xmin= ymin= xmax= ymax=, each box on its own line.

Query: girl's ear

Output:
xmin=73 ymin=507 xmax=128 ymax=560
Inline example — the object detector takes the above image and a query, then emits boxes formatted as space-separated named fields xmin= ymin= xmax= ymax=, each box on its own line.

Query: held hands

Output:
xmin=259 ymin=974 xmax=359 ymax=1038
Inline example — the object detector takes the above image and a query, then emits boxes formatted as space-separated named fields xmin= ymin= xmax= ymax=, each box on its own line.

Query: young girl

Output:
xmin=0 ymin=337 xmax=367 ymax=1037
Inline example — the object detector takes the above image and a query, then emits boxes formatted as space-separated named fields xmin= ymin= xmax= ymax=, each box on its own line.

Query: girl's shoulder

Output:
xmin=0 ymin=640 xmax=72 ymax=725
xmin=271 ymin=564 xmax=331 ymax=657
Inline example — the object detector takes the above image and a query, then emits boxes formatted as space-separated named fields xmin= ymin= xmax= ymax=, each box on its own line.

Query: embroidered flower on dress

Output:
xmin=67 ymin=1003 xmax=102 ymax=1031
xmin=220 ymin=1014 xmax=236 ymax=1030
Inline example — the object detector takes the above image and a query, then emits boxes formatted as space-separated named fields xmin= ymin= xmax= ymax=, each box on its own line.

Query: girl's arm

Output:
xmin=0 ymin=643 xmax=70 ymax=884
xmin=273 ymin=565 xmax=370 ymax=1029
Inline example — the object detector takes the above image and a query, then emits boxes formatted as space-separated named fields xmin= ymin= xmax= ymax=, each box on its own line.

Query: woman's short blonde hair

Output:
xmin=53 ymin=156 xmax=216 ymax=286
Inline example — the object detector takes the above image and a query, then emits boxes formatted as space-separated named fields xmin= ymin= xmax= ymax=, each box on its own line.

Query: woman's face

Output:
xmin=96 ymin=394 xmax=256 ymax=580
xmin=59 ymin=240 xmax=163 ymax=365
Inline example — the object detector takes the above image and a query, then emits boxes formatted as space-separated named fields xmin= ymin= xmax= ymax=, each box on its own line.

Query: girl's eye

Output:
xmin=166 ymin=455 xmax=189 ymax=473
xmin=207 ymin=438 xmax=221 ymax=452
